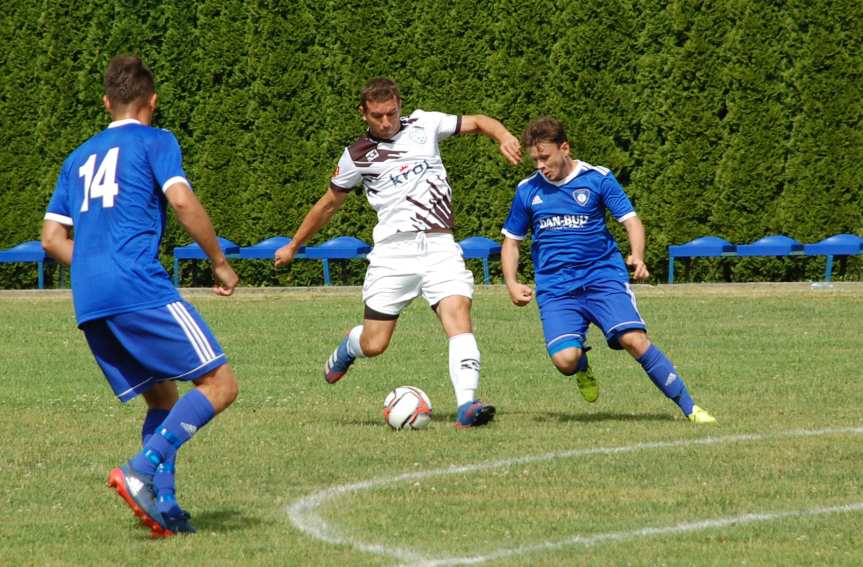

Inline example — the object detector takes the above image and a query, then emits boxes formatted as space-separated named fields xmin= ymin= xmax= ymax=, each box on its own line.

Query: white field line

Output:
xmin=286 ymin=427 xmax=863 ymax=566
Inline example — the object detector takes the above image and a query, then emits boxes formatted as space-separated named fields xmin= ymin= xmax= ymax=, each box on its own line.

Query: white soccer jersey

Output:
xmin=330 ymin=109 xmax=461 ymax=243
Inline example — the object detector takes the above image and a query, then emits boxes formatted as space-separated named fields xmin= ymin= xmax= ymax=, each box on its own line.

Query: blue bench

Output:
xmin=459 ymin=236 xmax=501 ymax=284
xmin=172 ymin=237 xmax=240 ymax=287
xmin=668 ymin=233 xmax=863 ymax=283
xmin=803 ymin=234 xmax=863 ymax=282
xmin=239 ymin=236 xmax=306 ymax=260
xmin=0 ymin=240 xmax=52 ymax=289
xmin=303 ymin=236 xmax=371 ymax=286
xmin=667 ymin=236 xmax=737 ymax=284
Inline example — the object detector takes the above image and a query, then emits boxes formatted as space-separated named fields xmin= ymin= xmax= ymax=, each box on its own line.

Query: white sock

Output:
xmin=346 ymin=325 xmax=367 ymax=358
xmin=449 ymin=333 xmax=480 ymax=407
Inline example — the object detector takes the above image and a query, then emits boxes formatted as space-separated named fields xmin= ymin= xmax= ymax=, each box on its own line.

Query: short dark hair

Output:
xmin=522 ymin=117 xmax=568 ymax=148
xmin=103 ymin=55 xmax=154 ymax=106
xmin=359 ymin=78 xmax=400 ymax=109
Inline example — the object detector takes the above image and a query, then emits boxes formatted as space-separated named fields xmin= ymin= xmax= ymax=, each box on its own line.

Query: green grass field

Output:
xmin=2 ymin=284 xmax=862 ymax=566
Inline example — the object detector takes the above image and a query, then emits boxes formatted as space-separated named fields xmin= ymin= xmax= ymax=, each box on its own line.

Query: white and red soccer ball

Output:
xmin=383 ymin=386 xmax=432 ymax=430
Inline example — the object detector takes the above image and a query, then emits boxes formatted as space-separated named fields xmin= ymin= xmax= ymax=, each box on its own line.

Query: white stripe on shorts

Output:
xmin=173 ymin=302 xmax=217 ymax=360
xmin=167 ymin=302 xmax=216 ymax=363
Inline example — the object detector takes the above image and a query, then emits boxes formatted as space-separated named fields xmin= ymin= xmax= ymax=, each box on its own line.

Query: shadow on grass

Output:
xmin=191 ymin=508 xmax=263 ymax=532
xmin=534 ymin=411 xmax=675 ymax=423
xmin=344 ymin=411 xmax=676 ymax=427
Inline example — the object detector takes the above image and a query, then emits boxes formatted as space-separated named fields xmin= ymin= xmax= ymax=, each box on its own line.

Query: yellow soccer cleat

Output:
xmin=687 ymin=405 xmax=717 ymax=424
xmin=574 ymin=365 xmax=599 ymax=403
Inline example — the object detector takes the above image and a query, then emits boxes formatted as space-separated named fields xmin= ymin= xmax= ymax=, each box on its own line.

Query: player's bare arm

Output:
xmin=165 ymin=181 xmax=239 ymax=296
xmin=275 ymin=187 xmax=350 ymax=267
xmin=459 ymin=114 xmax=522 ymax=165
xmin=622 ymin=215 xmax=650 ymax=281
xmin=501 ymin=237 xmax=533 ymax=306
xmin=41 ymin=220 xmax=73 ymax=266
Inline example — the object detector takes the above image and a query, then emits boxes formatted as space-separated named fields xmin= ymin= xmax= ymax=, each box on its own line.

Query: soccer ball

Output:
xmin=383 ymin=386 xmax=432 ymax=430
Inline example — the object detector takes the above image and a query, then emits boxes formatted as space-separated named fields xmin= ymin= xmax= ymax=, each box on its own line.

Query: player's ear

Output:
xmin=560 ymin=141 xmax=570 ymax=154
xmin=102 ymin=95 xmax=112 ymax=113
xmin=148 ymin=93 xmax=158 ymax=112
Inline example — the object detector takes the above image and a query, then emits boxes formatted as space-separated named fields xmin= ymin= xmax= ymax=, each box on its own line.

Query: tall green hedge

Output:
xmin=1 ymin=0 xmax=861 ymax=288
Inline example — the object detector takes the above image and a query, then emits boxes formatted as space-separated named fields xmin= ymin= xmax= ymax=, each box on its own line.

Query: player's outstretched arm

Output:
xmin=165 ymin=182 xmax=239 ymax=296
xmin=622 ymin=215 xmax=650 ymax=281
xmin=459 ymin=115 xmax=522 ymax=165
xmin=275 ymin=188 xmax=349 ymax=267
xmin=502 ymin=237 xmax=533 ymax=306
xmin=41 ymin=220 xmax=73 ymax=266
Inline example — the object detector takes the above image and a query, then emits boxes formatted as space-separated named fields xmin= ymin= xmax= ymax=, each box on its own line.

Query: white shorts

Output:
xmin=363 ymin=232 xmax=474 ymax=316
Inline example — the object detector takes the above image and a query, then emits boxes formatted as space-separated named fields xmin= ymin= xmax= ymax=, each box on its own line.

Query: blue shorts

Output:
xmin=539 ymin=280 xmax=647 ymax=355
xmin=81 ymin=300 xmax=227 ymax=402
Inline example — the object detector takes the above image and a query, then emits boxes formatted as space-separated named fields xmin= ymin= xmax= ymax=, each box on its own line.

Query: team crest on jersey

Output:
xmin=409 ymin=127 xmax=427 ymax=144
xmin=364 ymin=149 xmax=379 ymax=162
xmin=572 ymin=189 xmax=591 ymax=206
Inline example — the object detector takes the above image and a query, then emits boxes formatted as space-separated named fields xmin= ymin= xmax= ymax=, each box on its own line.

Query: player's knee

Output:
xmin=619 ymin=330 xmax=650 ymax=357
xmin=360 ymin=335 xmax=390 ymax=357
xmin=221 ymin=371 xmax=239 ymax=407
xmin=197 ymin=364 xmax=238 ymax=413
xmin=551 ymin=349 xmax=583 ymax=375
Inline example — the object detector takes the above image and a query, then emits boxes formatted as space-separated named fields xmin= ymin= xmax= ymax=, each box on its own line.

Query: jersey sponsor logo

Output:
xmin=364 ymin=149 xmax=379 ymax=161
xmin=538 ymin=215 xmax=590 ymax=230
xmin=531 ymin=194 xmax=544 ymax=205
xmin=391 ymin=159 xmax=432 ymax=186
xmin=409 ymin=127 xmax=427 ymax=144
xmin=572 ymin=188 xmax=591 ymax=206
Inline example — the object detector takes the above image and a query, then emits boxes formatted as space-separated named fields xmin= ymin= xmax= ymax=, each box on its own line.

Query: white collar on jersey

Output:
xmin=540 ymin=160 xmax=586 ymax=187
xmin=108 ymin=118 xmax=142 ymax=129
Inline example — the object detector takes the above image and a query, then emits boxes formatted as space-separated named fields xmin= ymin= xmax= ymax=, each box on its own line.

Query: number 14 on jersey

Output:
xmin=79 ymin=147 xmax=120 ymax=212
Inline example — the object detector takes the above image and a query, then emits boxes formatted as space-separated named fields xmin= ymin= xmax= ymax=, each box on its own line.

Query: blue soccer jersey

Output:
xmin=45 ymin=119 xmax=187 ymax=325
xmin=501 ymin=161 xmax=636 ymax=301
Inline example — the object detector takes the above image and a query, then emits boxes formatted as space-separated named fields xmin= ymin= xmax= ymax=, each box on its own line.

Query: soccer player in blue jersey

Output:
xmin=500 ymin=117 xmax=715 ymax=423
xmin=40 ymin=55 xmax=240 ymax=537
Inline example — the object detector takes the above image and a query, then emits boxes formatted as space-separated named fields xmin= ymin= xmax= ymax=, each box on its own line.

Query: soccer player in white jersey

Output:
xmin=275 ymin=78 xmax=521 ymax=428
xmin=41 ymin=56 xmax=240 ymax=537
xmin=501 ymin=117 xmax=716 ymax=423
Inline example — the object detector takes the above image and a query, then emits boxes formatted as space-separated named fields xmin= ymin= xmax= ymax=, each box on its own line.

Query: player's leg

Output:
xmin=83 ymin=319 xmax=171 ymax=536
xmin=324 ymin=307 xmax=399 ymax=384
xmin=325 ymin=235 xmax=420 ymax=383
xmin=592 ymin=281 xmax=716 ymax=423
xmin=140 ymin=382 xmax=188 ymax=522
xmin=128 ymin=363 xmax=237 ymax=533
xmin=615 ymin=330 xmax=715 ymax=423
xmin=423 ymin=233 xmax=494 ymax=428
xmin=109 ymin=300 xmax=236 ymax=535
xmin=434 ymin=294 xmax=495 ymax=428
xmin=540 ymin=295 xmax=598 ymax=403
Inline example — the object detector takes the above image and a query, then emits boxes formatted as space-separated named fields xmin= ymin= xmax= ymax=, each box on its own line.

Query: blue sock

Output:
xmin=142 ymin=408 xmax=179 ymax=506
xmin=129 ymin=389 xmax=215 ymax=477
xmin=575 ymin=350 xmax=589 ymax=373
xmin=142 ymin=408 xmax=170 ymax=445
xmin=636 ymin=344 xmax=694 ymax=415
xmin=155 ymin=461 xmax=185 ymax=518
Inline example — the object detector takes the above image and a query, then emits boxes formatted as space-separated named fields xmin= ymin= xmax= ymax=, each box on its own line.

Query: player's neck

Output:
xmin=110 ymin=111 xmax=151 ymax=126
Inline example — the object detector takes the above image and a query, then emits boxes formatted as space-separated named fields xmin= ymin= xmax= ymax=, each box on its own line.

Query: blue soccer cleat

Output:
xmin=108 ymin=464 xmax=174 ymax=538
xmin=324 ymin=335 xmax=355 ymax=384
xmin=455 ymin=400 xmax=496 ymax=429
